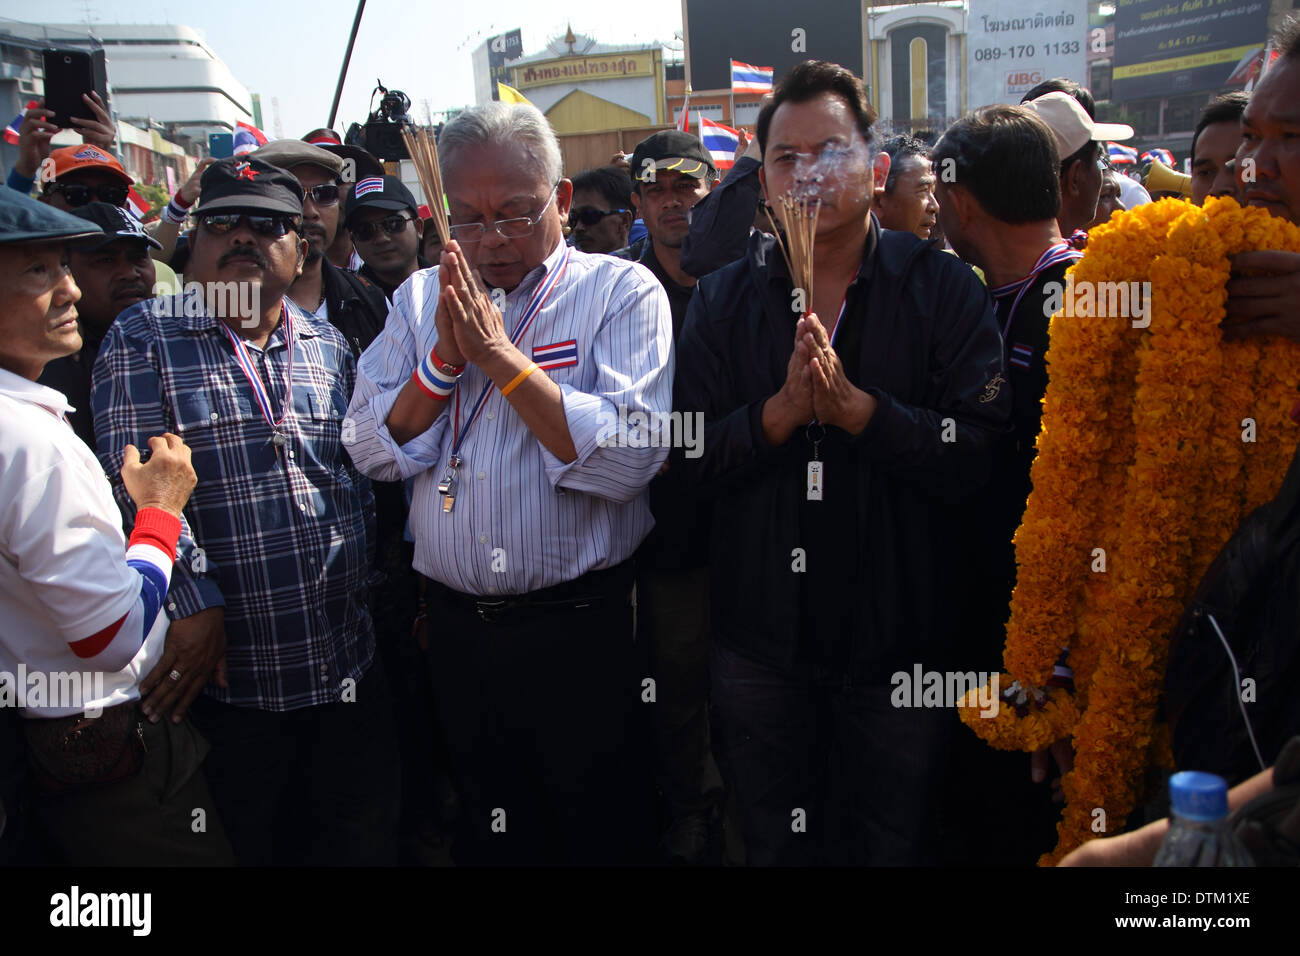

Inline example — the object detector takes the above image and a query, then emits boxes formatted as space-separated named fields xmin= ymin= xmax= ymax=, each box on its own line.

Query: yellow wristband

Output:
xmin=500 ymin=361 xmax=539 ymax=398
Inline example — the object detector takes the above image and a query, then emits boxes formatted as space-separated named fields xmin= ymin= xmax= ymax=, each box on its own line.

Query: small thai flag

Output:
xmin=677 ymin=93 xmax=691 ymax=133
xmin=354 ymin=176 xmax=384 ymax=198
xmin=533 ymin=339 xmax=579 ymax=371
xmin=1141 ymin=148 xmax=1174 ymax=167
xmin=1009 ymin=342 xmax=1033 ymax=370
xmin=700 ymin=116 xmax=740 ymax=173
xmin=731 ymin=60 xmax=774 ymax=94
xmin=233 ymin=120 xmax=269 ymax=156
xmin=126 ymin=186 xmax=150 ymax=220
xmin=1108 ymin=142 xmax=1138 ymax=165
xmin=4 ymin=100 xmax=36 ymax=145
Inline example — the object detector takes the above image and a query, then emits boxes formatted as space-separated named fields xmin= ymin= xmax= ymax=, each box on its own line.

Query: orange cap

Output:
xmin=48 ymin=145 xmax=133 ymax=186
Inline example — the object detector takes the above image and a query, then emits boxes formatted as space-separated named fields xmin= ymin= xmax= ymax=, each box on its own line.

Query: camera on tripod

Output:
xmin=345 ymin=80 xmax=412 ymax=161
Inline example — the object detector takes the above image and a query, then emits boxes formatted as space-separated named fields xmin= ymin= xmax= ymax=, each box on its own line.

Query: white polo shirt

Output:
xmin=0 ymin=367 xmax=167 ymax=718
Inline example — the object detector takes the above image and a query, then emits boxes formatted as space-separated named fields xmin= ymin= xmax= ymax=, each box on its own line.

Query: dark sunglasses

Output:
xmin=45 ymin=182 xmax=130 ymax=208
xmin=198 ymin=214 xmax=300 ymax=238
xmin=301 ymin=183 xmax=340 ymax=206
xmin=350 ymin=213 xmax=413 ymax=241
xmin=568 ymin=205 xmax=626 ymax=227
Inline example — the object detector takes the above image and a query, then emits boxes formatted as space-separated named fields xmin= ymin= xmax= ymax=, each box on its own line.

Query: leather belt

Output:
xmin=425 ymin=558 xmax=634 ymax=625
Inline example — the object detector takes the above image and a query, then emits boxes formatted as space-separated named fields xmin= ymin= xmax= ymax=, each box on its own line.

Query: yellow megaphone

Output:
xmin=1144 ymin=160 xmax=1192 ymax=198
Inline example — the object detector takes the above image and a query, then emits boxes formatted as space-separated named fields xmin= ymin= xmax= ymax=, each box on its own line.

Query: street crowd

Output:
xmin=1 ymin=19 xmax=1298 ymax=868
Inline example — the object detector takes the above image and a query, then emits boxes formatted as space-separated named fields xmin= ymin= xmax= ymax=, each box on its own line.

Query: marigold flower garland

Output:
xmin=956 ymin=198 xmax=1300 ymax=864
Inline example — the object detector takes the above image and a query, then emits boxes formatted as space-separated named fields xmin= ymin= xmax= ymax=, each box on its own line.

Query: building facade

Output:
xmin=506 ymin=28 xmax=667 ymax=135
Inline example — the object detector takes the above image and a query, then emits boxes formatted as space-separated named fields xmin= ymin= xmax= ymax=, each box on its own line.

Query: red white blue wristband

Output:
xmin=163 ymin=197 xmax=191 ymax=224
xmin=413 ymin=348 xmax=459 ymax=401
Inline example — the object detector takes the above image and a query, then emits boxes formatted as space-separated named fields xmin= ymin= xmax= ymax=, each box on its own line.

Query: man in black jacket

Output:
xmin=676 ymin=60 xmax=1010 ymax=865
xmin=344 ymin=175 xmax=431 ymax=304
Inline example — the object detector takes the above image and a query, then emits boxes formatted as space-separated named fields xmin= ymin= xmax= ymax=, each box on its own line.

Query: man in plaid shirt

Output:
xmin=91 ymin=157 xmax=399 ymax=865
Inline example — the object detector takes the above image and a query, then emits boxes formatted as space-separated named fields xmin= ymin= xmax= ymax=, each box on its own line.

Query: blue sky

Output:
xmin=36 ymin=0 xmax=683 ymax=137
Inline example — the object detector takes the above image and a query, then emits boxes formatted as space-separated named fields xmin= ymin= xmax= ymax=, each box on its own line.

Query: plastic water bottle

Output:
xmin=1153 ymin=771 xmax=1254 ymax=867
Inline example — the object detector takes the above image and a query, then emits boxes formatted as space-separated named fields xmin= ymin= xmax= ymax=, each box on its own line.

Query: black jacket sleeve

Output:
xmin=675 ymin=268 xmax=798 ymax=496
xmin=849 ymin=253 xmax=1010 ymax=501
xmin=681 ymin=156 xmax=762 ymax=279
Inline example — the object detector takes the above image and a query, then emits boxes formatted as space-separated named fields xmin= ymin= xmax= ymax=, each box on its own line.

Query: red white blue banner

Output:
xmin=730 ymin=60 xmax=774 ymax=94
xmin=699 ymin=116 xmax=740 ymax=173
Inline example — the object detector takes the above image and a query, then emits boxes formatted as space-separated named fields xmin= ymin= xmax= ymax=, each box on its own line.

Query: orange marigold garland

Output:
xmin=957 ymin=198 xmax=1300 ymax=864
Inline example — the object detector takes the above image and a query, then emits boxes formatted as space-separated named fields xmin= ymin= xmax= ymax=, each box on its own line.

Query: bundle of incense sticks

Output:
xmin=400 ymin=124 xmax=451 ymax=246
xmin=764 ymin=192 xmax=820 ymax=313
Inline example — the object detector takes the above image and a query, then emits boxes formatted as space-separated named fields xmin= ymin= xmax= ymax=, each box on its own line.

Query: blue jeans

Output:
xmin=710 ymin=642 xmax=950 ymax=865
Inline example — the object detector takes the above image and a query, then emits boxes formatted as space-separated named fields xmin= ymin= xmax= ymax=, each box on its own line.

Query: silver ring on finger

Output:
xmin=168 ymin=669 xmax=183 ymax=682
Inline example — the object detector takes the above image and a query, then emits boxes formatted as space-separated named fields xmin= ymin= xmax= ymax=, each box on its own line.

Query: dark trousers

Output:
xmin=639 ymin=565 xmax=724 ymax=819
xmin=424 ymin=562 xmax=655 ymax=865
xmin=710 ymin=642 xmax=950 ymax=866
xmin=188 ymin=660 xmax=400 ymax=866
xmin=26 ymin=710 xmax=234 ymax=866
xmin=370 ymin=538 xmax=444 ymax=844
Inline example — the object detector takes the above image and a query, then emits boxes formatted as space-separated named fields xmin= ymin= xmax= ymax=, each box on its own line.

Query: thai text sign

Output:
xmin=968 ymin=0 xmax=1088 ymax=107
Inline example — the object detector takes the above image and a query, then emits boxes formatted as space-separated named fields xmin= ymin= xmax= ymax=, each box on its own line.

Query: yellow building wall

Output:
xmin=545 ymin=89 xmax=651 ymax=135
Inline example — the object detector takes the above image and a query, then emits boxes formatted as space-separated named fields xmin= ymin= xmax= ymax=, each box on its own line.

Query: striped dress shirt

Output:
xmin=345 ymin=238 xmax=674 ymax=596
xmin=91 ymin=292 xmax=375 ymax=711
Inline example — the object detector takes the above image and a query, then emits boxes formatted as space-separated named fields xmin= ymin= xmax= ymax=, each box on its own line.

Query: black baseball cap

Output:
xmin=321 ymin=144 xmax=385 ymax=182
xmin=71 ymin=202 xmax=163 ymax=250
xmin=0 ymin=185 xmax=104 ymax=245
xmin=195 ymin=157 xmax=305 ymax=217
xmin=630 ymin=130 xmax=716 ymax=184
xmin=344 ymin=175 xmax=418 ymax=225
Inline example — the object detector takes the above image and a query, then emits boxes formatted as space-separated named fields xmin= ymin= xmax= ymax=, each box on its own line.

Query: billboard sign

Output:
xmin=967 ymin=0 xmax=1089 ymax=108
xmin=1112 ymin=0 xmax=1269 ymax=100
xmin=488 ymin=29 xmax=523 ymax=100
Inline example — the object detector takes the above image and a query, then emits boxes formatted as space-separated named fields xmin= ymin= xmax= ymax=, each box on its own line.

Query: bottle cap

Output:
xmin=1168 ymin=771 xmax=1229 ymax=822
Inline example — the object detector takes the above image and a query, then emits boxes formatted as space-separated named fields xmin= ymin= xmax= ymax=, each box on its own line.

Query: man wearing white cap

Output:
xmin=1021 ymin=90 xmax=1134 ymax=239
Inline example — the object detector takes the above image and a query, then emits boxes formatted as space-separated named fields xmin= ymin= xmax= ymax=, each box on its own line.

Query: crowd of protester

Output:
xmin=2 ymin=16 xmax=1300 ymax=867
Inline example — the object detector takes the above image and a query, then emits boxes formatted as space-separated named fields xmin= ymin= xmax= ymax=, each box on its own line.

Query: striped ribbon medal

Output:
xmin=440 ymin=246 xmax=572 ymax=513
xmin=218 ymin=302 xmax=295 ymax=463
xmin=991 ymin=240 xmax=1084 ymax=341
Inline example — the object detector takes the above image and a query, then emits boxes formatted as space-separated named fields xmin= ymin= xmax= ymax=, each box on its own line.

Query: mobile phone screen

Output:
xmin=42 ymin=49 xmax=108 ymax=130
xmin=209 ymin=133 xmax=235 ymax=159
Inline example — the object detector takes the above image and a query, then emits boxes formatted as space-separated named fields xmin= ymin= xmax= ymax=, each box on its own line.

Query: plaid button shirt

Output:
xmin=91 ymin=291 xmax=375 ymax=711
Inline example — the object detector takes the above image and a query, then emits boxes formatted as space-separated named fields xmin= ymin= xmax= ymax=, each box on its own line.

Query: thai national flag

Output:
xmin=4 ymin=100 xmax=37 ymax=145
xmin=126 ymin=186 xmax=150 ymax=220
xmin=233 ymin=120 xmax=269 ymax=156
xmin=533 ymin=339 xmax=579 ymax=371
xmin=1141 ymin=148 xmax=1174 ymax=167
xmin=1108 ymin=142 xmax=1139 ymax=165
xmin=731 ymin=59 xmax=774 ymax=94
xmin=700 ymin=116 xmax=741 ymax=173
xmin=677 ymin=93 xmax=691 ymax=133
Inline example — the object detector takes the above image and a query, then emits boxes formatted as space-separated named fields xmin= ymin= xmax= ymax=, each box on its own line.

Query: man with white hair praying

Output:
xmin=345 ymin=101 xmax=673 ymax=864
